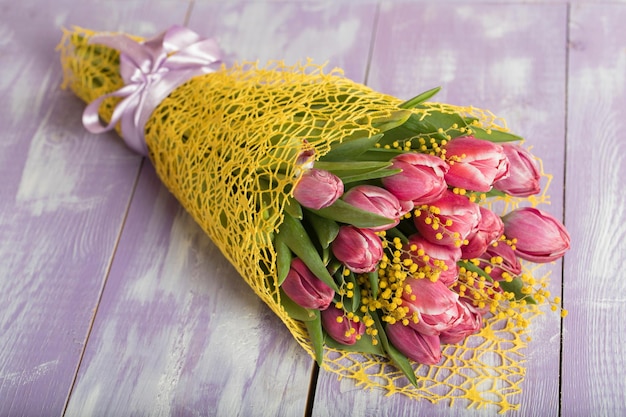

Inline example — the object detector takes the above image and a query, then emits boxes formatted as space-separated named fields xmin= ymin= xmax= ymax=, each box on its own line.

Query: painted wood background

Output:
xmin=0 ymin=0 xmax=624 ymax=416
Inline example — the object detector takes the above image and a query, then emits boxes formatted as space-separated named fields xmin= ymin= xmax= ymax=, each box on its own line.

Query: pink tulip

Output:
xmin=293 ymin=168 xmax=344 ymax=210
xmin=382 ymin=152 xmax=449 ymax=205
xmin=439 ymin=300 xmax=483 ymax=344
xmin=407 ymin=234 xmax=461 ymax=286
xmin=386 ymin=323 xmax=442 ymax=365
xmin=321 ymin=305 xmax=365 ymax=345
xmin=480 ymin=242 xmax=522 ymax=281
xmin=281 ymin=258 xmax=335 ymax=310
xmin=461 ymin=206 xmax=504 ymax=259
xmin=413 ymin=190 xmax=481 ymax=248
xmin=443 ymin=136 xmax=509 ymax=192
xmin=502 ymin=207 xmax=570 ymax=263
xmin=494 ymin=144 xmax=541 ymax=197
xmin=402 ymin=278 xmax=460 ymax=336
xmin=342 ymin=185 xmax=404 ymax=231
xmin=331 ymin=226 xmax=383 ymax=273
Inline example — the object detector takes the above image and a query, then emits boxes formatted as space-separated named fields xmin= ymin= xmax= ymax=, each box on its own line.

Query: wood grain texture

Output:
xmin=562 ymin=4 xmax=626 ymax=416
xmin=65 ymin=2 xmax=378 ymax=416
xmin=65 ymin=165 xmax=314 ymax=417
xmin=0 ymin=1 xmax=188 ymax=416
xmin=3 ymin=0 xmax=625 ymax=415
xmin=312 ymin=3 xmax=567 ymax=416
xmin=188 ymin=0 xmax=378 ymax=80
xmin=0 ymin=0 xmax=185 ymax=415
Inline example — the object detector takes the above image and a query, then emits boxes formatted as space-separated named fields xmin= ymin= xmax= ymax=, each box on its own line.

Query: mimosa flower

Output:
xmin=321 ymin=305 xmax=365 ymax=345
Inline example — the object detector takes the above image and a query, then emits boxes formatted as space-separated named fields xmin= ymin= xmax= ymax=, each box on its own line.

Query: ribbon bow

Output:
xmin=82 ymin=25 xmax=222 ymax=155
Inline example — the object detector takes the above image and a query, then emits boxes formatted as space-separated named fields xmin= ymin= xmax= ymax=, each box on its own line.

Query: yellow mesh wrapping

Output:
xmin=59 ymin=27 xmax=555 ymax=412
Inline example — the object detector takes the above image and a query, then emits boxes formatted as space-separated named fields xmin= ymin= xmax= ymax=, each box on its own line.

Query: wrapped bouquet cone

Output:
xmin=58 ymin=25 xmax=570 ymax=411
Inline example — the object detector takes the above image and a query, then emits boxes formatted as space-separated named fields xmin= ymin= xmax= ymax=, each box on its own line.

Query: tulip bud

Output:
xmin=407 ymin=234 xmax=461 ymax=286
xmin=413 ymin=190 xmax=481 ymax=248
xmin=281 ymin=258 xmax=335 ymax=310
xmin=386 ymin=323 xmax=442 ymax=365
xmin=439 ymin=300 xmax=483 ymax=344
xmin=481 ymin=242 xmax=522 ymax=281
xmin=293 ymin=168 xmax=344 ymax=210
xmin=493 ymin=144 xmax=541 ymax=197
xmin=502 ymin=207 xmax=570 ymax=263
xmin=331 ymin=226 xmax=383 ymax=273
xmin=403 ymin=278 xmax=460 ymax=336
xmin=343 ymin=185 xmax=404 ymax=231
xmin=443 ymin=136 xmax=509 ymax=192
xmin=321 ymin=305 xmax=365 ymax=345
xmin=461 ymin=206 xmax=504 ymax=259
xmin=382 ymin=152 xmax=449 ymax=205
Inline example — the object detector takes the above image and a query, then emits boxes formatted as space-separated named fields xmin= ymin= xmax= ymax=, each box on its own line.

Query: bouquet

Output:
xmin=58 ymin=25 xmax=570 ymax=411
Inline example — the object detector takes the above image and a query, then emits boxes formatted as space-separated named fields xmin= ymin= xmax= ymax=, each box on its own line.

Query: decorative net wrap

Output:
xmin=59 ymin=27 xmax=551 ymax=412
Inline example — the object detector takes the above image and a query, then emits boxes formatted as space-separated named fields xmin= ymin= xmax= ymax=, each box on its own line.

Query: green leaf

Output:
xmin=399 ymin=86 xmax=441 ymax=109
xmin=306 ymin=211 xmax=340 ymax=249
xmin=368 ymin=270 xmax=379 ymax=300
xmin=340 ymin=168 xmax=402 ymax=184
xmin=380 ymin=110 xmax=468 ymax=146
xmin=275 ymin=233 xmax=292 ymax=286
xmin=325 ymin=333 xmax=385 ymax=356
xmin=372 ymin=312 xmax=419 ymax=387
xmin=385 ymin=227 xmax=410 ymax=245
xmin=470 ymin=126 xmax=524 ymax=143
xmin=284 ymin=198 xmax=303 ymax=220
xmin=313 ymin=160 xmax=400 ymax=183
xmin=304 ymin=310 xmax=325 ymax=366
xmin=278 ymin=213 xmax=339 ymax=292
xmin=499 ymin=276 xmax=537 ymax=305
xmin=313 ymin=160 xmax=392 ymax=176
xmin=370 ymin=110 xmax=413 ymax=132
xmin=279 ymin=289 xmax=318 ymax=322
xmin=344 ymin=271 xmax=361 ymax=313
xmin=354 ymin=148 xmax=405 ymax=162
xmin=309 ymin=199 xmax=394 ymax=228
xmin=320 ymin=133 xmax=383 ymax=162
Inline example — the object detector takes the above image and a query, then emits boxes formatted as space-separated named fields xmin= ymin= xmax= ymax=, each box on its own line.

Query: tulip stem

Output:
xmin=371 ymin=312 xmax=419 ymax=388
xmin=304 ymin=310 xmax=325 ymax=366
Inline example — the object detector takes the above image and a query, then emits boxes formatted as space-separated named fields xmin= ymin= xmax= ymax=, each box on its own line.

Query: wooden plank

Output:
xmin=0 ymin=0 xmax=188 ymax=415
xmin=188 ymin=0 xmax=377 ymax=80
xmin=65 ymin=2 xmax=378 ymax=415
xmin=562 ymin=4 xmax=626 ymax=416
xmin=312 ymin=3 xmax=567 ymax=415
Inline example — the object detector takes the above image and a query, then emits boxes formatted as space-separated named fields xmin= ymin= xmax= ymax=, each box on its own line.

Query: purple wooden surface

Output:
xmin=0 ymin=0 xmax=185 ymax=415
xmin=313 ymin=3 xmax=567 ymax=416
xmin=562 ymin=4 xmax=626 ymax=416
xmin=64 ymin=2 xmax=378 ymax=416
xmin=1 ymin=1 xmax=626 ymax=416
xmin=187 ymin=0 xmax=377 ymax=80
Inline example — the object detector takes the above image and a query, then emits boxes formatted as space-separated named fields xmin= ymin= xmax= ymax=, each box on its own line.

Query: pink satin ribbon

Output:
xmin=82 ymin=25 xmax=222 ymax=155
